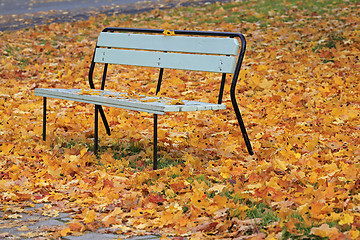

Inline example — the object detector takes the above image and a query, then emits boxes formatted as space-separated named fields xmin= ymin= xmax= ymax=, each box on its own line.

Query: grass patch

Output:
xmin=246 ymin=202 xmax=279 ymax=227
xmin=281 ymin=212 xmax=314 ymax=239
xmin=4 ymin=45 xmax=18 ymax=56
xmin=217 ymin=191 xmax=279 ymax=231
xmin=280 ymin=212 xmax=345 ymax=239
xmin=226 ymin=200 xmax=279 ymax=234
xmin=87 ymin=139 xmax=184 ymax=170
xmin=224 ymin=15 xmax=239 ymax=24
xmin=156 ymin=156 xmax=184 ymax=169
xmin=51 ymin=137 xmax=87 ymax=150
xmin=50 ymin=134 xmax=185 ymax=171
xmin=191 ymin=0 xmax=359 ymax=27
xmin=313 ymin=32 xmax=346 ymax=52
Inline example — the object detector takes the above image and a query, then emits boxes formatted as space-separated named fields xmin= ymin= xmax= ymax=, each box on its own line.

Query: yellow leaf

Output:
xmin=134 ymin=172 xmax=150 ymax=185
xmin=80 ymin=148 xmax=87 ymax=158
xmin=208 ymin=184 xmax=226 ymax=193
xmin=6 ymin=214 xmax=22 ymax=219
xmin=250 ymin=74 xmax=261 ymax=86
xmin=213 ymin=195 xmax=227 ymax=208
xmin=80 ymin=89 xmax=92 ymax=95
xmin=255 ymin=132 xmax=264 ymax=139
xmin=101 ymin=207 xmax=123 ymax=227
xmin=43 ymin=209 xmax=59 ymax=217
xmin=60 ymin=228 xmax=71 ymax=237
xmin=273 ymin=158 xmax=287 ymax=171
xmin=184 ymin=153 xmax=202 ymax=169
xmin=165 ymin=189 xmax=176 ymax=198
xmin=349 ymin=228 xmax=360 ymax=239
xmin=247 ymin=183 xmax=263 ymax=190
xmin=163 ymin=29 xmax=175 ymax=36
xmin=339 ymin=213 xmax=354 ymax=225
xmin=219 ymin=167 xmax=231 ymax=179
xmin=145 ymin=98 xmax=158 ymax=102
xmin=333 ymin=75 xmax=343 ymax=85
xmin=83 ymin=209 xmax=96 ymax=223
xmin=266 ymin=177 xmax=281 ymax=189
xmin=158 ymin=211 xmax=173 ymax=226
xmin=112 ymin=224 xmax=132 ymax=234
xmin=1 ymin=144 xmax=15 ymax=153
xmin=310 ymin=224 xmax=340 ymax=238
xmin=327 ymin=212 xmax=341 ymax=222
xmin=305 ymin=138 xmax=318 ymax=151
xmin=17 ymin=225 xmax=29 ymax=231
xmin=191 ymin=189 xmax=208 ymax=208
xmin=259 ymin=79 xmax=273 ymax=89
xmin=253 ymin=141 xmax=261 ymax=150
xmin=47 ymin=167 xmax=61 ymax=178
xmin=168 ymin=99 xmax=184 ymax=105
xmin=112 ymin=207 xmax=123 ymax=216
xmin=101 ymin=215 xmax=116 ymax=227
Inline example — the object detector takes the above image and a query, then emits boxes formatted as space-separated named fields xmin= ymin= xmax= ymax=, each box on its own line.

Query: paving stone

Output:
xmin=126 ymin=236 xmax=161 ymax=240
xmin=0 ymin=222 xmax=23 ymax=236
xmin=28 ymin=219 xmax=66 ymax=229
xmin=63 ymin=232 xmax=159 ymax=240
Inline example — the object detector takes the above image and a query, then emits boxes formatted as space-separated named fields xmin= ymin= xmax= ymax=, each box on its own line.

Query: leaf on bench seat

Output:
xmin=80 ymin=89 xmax=101 ymax=95
xmin=142 ymin=98 xmax=158 ymax=103
xmin=167 ymin=99 xmax=184 ymax=105
xmin=77 ymin=88 xmax=186 ymax=105
xmin=103 ymin=93 xmax=127 ymax=98
xmin=163 ymin=29 xmax=175 ymax=36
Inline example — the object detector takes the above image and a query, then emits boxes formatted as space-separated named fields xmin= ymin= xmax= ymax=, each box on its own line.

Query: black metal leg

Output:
xmin=99 ymin=107 xmax=111 ymax=136
xmin=153 ymin=114 xmax=158 ymax=170
xmin=94 ymin=105 xmax=99 ymax=156
xmin=232 ymin=102 xmax=254 ymax=155
xmin=218 ymin=73 xmax=226 ymax=104
xmin=43 ymin=97 xmax=47 ymax=141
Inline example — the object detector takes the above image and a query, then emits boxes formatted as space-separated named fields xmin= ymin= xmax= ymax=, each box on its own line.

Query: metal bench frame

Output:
xmin=36 ymin=27 xmax=253 ymax=170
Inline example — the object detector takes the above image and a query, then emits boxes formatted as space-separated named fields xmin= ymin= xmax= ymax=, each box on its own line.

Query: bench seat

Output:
xmin=35 ymin=88 xmax=226 ymax=115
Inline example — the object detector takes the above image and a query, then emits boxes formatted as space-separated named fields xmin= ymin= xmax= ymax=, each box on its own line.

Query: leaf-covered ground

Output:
xmin=0 ymin=0 xmax=359 ymax=239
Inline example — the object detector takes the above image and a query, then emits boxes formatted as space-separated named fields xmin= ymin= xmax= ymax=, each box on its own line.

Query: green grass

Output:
xmin=50 ymin=134 xmax=185 ymax=171
xmin=4 ymin=45 xmax=18 ymax=56
xmin=87 ymin=139 xmax=184 ymax=170
xmin=3 ymin=45 xmax=30 ymax=68
xmin=313 ymin=32 xmax=346 ymax=52
xmin=280 ymin=212 xmax=335 ymax=240
xmin=246 ymin=202 xmax=279 ymax=227
xmin=224 ymin=15 xmax=239 ymax=24
xmin=184 ymin=0 xmax=358 ymax=27
xmin=226 ymin=200 xmax=279 ymax=235
xmin=51 ymin=137 xmax=87 ymax=150
xmin=218 ymin=190 xmax=279 ymax=232
xmin=156 ymin=156 xmax=184 ymax=169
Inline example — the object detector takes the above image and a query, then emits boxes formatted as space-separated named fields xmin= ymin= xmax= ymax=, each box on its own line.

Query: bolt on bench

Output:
xmin=35 ymin=27 xmax=253 ymax=170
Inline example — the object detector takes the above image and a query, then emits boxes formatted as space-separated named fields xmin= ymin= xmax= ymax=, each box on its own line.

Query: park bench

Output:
xmin=34 ymin=27 xmax=253 ymax=170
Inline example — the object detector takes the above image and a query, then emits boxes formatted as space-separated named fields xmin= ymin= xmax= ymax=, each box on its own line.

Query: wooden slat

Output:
xmin=97 ymin=32 xmax=240 ymax=55
xmin=34 ymin=88 xmax=226 ymax=115
xmin=164 ymin=100 xmax=226 ymax=112
xmin=94 ymin=48 xmax=237 ymax=73
xmin=35 ymin=88 xmax=165 ymax=114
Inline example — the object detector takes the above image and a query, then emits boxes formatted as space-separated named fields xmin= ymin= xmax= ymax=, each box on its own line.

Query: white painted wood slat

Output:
xmin=34 ymin=88 xmax=226 ymax=115
xmin=97 ymin=32 xmax=240 ymax=55
xmin=94 ymin=48 xmax=237 ymax=73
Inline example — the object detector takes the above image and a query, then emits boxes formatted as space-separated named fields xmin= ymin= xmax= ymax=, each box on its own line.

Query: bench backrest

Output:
xmin=94 ymin=32 xmax=240 ymax=73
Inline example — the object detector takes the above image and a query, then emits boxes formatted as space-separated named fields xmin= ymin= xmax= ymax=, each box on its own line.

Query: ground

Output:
xmin=0 ymin=0 xmax=360 ymax=239
xmin=0 ymin=0 xmax=232 ymax=31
